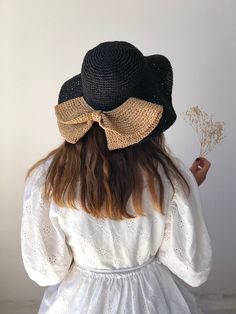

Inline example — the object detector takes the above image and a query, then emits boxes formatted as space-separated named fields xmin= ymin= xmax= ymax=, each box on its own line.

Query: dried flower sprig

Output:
xmin=181 ymin=106 xmax=225 ymax=157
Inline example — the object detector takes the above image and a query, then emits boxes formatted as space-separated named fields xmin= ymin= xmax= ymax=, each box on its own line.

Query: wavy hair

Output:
xmin=25 ymin=123 xmax=190 ymax=219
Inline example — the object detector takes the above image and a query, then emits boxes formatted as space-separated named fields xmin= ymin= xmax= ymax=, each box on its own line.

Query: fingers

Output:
xmin=197 ymin=157 xmax=211 ymax=171
xmin=195 ymin=157 xmax=211 ymax=180
xmin=190 ymin=160 xmax=199 ymax=172
xmin=189 ymin=157 xmax=211 ymax=186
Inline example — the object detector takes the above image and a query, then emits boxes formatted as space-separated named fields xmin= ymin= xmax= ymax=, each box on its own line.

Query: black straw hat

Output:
xmin=57 ymin=41 xmax=177 ymax=146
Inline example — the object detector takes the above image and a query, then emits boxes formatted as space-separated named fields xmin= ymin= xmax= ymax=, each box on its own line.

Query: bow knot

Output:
xmin=91 ymin=110 xmax=102 ymax=123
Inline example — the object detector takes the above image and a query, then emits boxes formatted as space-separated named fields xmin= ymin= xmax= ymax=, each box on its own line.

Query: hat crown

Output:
xmin=81 ymin=41 xmax=147 ymax=110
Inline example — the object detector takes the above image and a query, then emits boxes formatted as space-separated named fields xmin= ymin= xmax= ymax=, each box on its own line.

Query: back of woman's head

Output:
xmin=26 ymin=123 xmax=190 ymax=220
xmin=26 ymin=42 xmax=190 ymax=219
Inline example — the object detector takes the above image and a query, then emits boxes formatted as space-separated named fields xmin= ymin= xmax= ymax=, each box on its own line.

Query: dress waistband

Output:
xmin=75 ymin=255 xmax=161 ymax=276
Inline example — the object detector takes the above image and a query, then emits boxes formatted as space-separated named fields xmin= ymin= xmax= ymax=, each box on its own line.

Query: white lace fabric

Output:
xmin=20 ymin=155 xmax=212 ymax=314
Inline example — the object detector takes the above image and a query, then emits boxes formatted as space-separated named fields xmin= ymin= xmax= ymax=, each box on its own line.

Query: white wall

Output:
xmin=1 ymin=0 xmax=236 ymax=308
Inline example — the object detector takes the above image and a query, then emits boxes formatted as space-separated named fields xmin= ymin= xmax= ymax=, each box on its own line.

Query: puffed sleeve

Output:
xmin=20 ymin=160 xmax=73 ymax=286
xmin=157 ymin=156 xmax=213 ymax=287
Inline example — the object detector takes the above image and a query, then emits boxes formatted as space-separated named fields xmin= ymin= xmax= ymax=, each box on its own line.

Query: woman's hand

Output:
xmin=190 ymin=157 xmax=211 ymax=186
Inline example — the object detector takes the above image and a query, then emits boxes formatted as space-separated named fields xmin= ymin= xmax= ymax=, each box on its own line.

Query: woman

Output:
xmin=21 ymin=41 xmax=212 ymax=313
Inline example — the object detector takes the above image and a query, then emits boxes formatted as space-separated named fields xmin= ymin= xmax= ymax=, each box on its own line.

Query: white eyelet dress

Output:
xmin=20 ymin=155 xmax=212 ymax=314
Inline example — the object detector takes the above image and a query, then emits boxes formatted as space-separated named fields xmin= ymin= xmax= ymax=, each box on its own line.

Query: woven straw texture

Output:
xmin=55 ymin=96 xmax=163 ymax=150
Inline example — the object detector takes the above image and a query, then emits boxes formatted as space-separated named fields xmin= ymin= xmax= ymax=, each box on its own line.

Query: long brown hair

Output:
xmin=25 ymin=123 xmax=190 ymax=219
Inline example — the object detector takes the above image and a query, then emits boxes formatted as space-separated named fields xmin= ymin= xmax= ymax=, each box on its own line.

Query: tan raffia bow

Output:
xmin=54 ymin=96 xmax=164 ymax=150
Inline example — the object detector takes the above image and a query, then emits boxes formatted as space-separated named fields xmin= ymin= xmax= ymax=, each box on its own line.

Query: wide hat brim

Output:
xmin=58 ymin=54 xmax=177 ymax=145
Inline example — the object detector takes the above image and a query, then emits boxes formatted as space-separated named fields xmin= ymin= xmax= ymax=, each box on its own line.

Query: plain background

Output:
xmin=0 ymin=0 xmax=236 ymax=311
